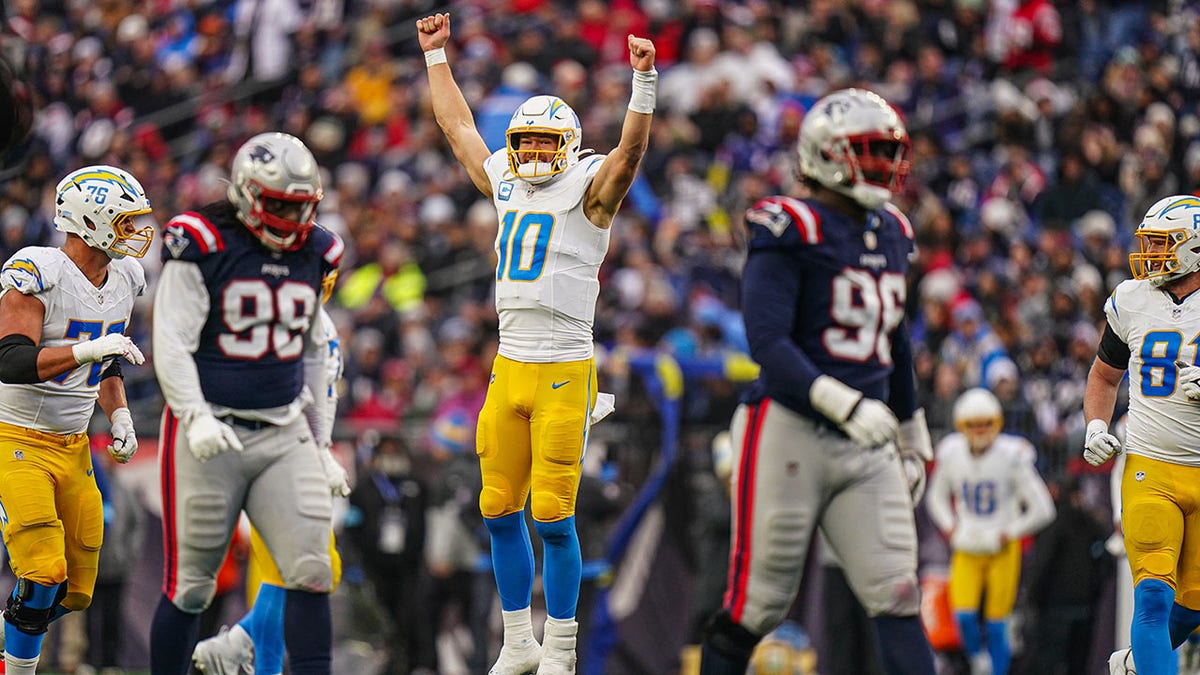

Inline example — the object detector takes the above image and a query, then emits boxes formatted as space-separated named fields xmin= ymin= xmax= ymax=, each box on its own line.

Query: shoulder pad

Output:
xmin=308 ymin=225 xmax=344 ymax=271
xmin=111 ymin=257 xmax=148 ymax=297
xmin=883 ymin=203 xmax=915 ymax=240
xmin=744 ymin=196 xmax=821 ymax=248
xmin=161 ymin=211 xmax=226 ymax=262
xmin=1 ymin=247 xmax=61 ymax=295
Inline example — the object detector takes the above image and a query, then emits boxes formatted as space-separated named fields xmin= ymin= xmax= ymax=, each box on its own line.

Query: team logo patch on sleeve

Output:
xmin=2 ymin=258 xmax=43 ymax=292
xmin=163 ymin=225 xmax=190 ymax=259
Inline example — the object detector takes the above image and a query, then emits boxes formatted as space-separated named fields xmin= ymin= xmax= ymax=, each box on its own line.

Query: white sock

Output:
xmin=544 ymin=616 xmax=578 ymax=653
xmin=5 ymin=653 xmax=38 ymax=675
xmin=502 ymin=607 xmax=537 ymax=647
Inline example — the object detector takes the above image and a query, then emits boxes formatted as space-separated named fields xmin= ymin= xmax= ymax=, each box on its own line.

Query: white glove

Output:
xmin=897 ymin=408 xmax=934 ymax=461
xmin=185 ymin=411 xmax=244 ymax=462
xmin=318 ymin=444 xmax=351 ymax=497
xmin=72 ymin=333 xmax=145 ymax=366
xmin=951 ymin=527 xmax=1002 ymax=555
xmin=1084 ymin=418 xmax=1121 ymax=466
xmin=810 ymin=375 xmax=899 ymax=449
xmin=107 ymin=407 xmax=137 ymax=463
xmin=900 ymin=455 xmax=927 ymax=504
xmin=1178 ymin=360 xmax=1200 ymax=401
xmin=590 ymin=392 xmax=616 ymax=424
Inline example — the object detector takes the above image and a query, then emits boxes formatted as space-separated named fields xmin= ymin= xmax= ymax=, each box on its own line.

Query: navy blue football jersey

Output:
xmin=160 ymin=201 xmax=343 ymax=409
xmin=739 ymin=196 xmax=917 ymax=423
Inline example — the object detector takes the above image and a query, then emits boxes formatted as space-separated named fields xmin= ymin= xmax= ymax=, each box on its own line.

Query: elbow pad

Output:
xmin=0 ymin=334 xmax=42 ymax=384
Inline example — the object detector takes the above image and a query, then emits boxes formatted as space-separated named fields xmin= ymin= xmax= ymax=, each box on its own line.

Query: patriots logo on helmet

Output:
xmin=248 ymin=145 xmax=275 ymax=164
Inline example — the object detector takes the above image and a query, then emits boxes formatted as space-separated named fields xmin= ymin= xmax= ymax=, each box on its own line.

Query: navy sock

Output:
xmin=873 ymin=615 xmax=936 ymax=675
xmin=149 ymin=595 xmax=200 ymax=675
xmin=484 ymin=511 xmax=535 ymax=611
xmin=1131 ymin=579 xmax=1176 ymax=675
xmin=534 ymin=516 xmax=582 ymax=619
xmin=699 ymin=612 xmax=758 ymax=675
xmin=1170 ymin=602 xmax=1200 ymax=649
xmin=284 ymin=589 xmax=330 ymax=675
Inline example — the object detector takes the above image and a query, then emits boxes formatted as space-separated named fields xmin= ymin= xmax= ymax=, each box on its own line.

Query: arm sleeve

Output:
xmin=741 ymin=249 xmax=824 ymax=396
xmin=302 ymin=306 xmax=334 ymax=447
xmin=100 ymin=359 xmax=123 ymax=381
xmin=152 ymin=261 xmax=212 ymax=420
xmin=887 ymin=321 xmax=919 ymax=420
xmin=1007 ymin=457 xmax=1057 ymax=539
xmin=0 ymin=334 xmax=41 ymax=384
xmin=1096 ymin=322 xmax=1131 ymax=369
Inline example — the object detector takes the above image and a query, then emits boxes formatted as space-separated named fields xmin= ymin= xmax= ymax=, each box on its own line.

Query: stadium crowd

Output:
xmin=1 ymin=0 xmax=1193 ymax=671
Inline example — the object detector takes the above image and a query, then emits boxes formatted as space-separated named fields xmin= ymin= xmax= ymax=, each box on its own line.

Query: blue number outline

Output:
xmin=1140 ymin=330 xmax=1185 ymax=397
xmin=53 ymin=320 xmax=127 ymax=386
xmin=496 ymin=210 xmax=556 ymax=282
xmin=961 ymin=480 xmax=997 ymax=516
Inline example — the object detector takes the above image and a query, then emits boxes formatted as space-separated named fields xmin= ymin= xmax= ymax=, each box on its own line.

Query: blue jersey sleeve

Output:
xmin=741 ymin=248 xmax=824 ymax=399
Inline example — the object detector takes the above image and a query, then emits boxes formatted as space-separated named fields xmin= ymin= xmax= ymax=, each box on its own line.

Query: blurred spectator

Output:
xmin=346 ymin=435 xmax=433 ymax=673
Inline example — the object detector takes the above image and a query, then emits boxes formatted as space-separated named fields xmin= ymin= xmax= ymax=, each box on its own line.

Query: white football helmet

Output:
xmin=953 ymin=388 xmax=1003 ymax=453
xmin=54 ymin=164 xmax=153 ymax=258
xmin=228 ymin=132 xmax=322 ymax=251
xmin=505 ymin=95 xmax=582 ymax=185
xmin=797 ymin=88 xmax=911 ymax=210
xmin=1129 ymin=195 xmax=1200 ymax=286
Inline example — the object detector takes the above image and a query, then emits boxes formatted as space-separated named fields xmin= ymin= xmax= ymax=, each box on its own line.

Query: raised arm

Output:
xmin=583 ymin=35 xmax=657 ymax=229
xmin=417 ymin=13 xmax=493 ymax=197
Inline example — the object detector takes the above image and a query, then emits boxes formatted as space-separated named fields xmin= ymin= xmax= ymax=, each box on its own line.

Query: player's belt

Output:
xmin=218 ymin=415 xmax=275 ymax=431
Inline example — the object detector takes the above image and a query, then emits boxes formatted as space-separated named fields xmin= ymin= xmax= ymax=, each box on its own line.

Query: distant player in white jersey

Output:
xmin=0 ymin=165 xmax=153 ymax=675
xmin=926 ymin=388 xmax=1054 ymax=675
xmin=418 ymin=12 xmax=655 ymax=674
xmin=1085 ymin=195 xmax=1200 ymax=675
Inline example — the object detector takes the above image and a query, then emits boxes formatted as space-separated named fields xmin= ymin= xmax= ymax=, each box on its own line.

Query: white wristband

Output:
xmin=628 ymin=67 xmax=657 ymax=114
xmin=424 ymin=47 xmax=447 ymax=68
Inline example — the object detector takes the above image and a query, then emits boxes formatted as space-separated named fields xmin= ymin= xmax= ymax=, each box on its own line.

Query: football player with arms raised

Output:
xmin=925 ymin=388 xmax=1055 ymax=675
xmin=149 ymin=132 xmax=343 ymax=675
xmin=698 ymin=89 xmax=937 ymax=675
xmin=1085 ymin=195 xmax=1200 ymax=675
xmin=0 ymin=165 xmax=152 ymax=674
xmin=417 ymin=11 xmax=654 ymax=674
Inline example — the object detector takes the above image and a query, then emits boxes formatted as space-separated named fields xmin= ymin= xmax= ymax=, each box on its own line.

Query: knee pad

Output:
xmin=283 ymin=553 xmax=333 ymax=594
xmin=859 ymin=572 xmax=922 ymax=617
xmin=480 ymin=478 xmax=517 ymax=519
xmin=531 ymin=489 xmax=571 ymax=522
xmin=174 ymin=580 xmax=218 ymax=614
xmin=1136 ymin=578 xmax=1176 ymax=620
xmin=702 ymin=610 xmax=762 ymax=662
xmin=4 ymin=579 xmax=66 ymax=636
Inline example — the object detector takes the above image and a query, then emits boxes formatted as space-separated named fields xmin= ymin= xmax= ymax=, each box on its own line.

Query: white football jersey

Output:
xmin=483 ymin=150 xmax=610 ymax=362
xmin=1105 ymin=278 xmax=1200 ymax=465
xmin=0 ymin=247 xmax=145 ymax=434
xmin=926 ymin=432 xmax=1055 ymax=542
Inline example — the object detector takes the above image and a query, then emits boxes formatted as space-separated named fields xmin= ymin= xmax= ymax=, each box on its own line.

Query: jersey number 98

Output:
xmin=823 ymin=270 xmax=907 ymax=364
xmin=219 ymin=280 xmax=316 ymax=360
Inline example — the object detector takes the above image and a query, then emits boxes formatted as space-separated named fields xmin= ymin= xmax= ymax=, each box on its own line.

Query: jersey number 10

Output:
xmin=497 ymin=211 xmax=556 ymax=282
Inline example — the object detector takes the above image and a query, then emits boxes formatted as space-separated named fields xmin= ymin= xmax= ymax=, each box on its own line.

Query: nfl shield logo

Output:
xmin=1174 ymin=308 xmax=1183 ymax=319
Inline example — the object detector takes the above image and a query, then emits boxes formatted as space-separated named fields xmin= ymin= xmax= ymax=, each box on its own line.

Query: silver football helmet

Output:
xmin=228 ymin=132 xmax=322 ymax=251
xmin=54 ymin=164 xmax=153 ymax=258
xmin=1130 ymin=195 xmax=1200 ymax=286
xmin=505 ymin=95 xmax=582 ymax=185
xmin=797 ymin=88 xmax=911 ymax=210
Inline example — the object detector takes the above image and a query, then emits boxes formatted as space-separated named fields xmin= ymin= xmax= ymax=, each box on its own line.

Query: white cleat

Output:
xmin=1109 ymin=647 xmax=1137 ymax=675
xmin=192 ymin=624 xmax=255 ymax=674
xmin=968 ymin=651 xmax=992 ymax=675
xmin=488 ymin=639 xmax=541 ymax=675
